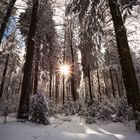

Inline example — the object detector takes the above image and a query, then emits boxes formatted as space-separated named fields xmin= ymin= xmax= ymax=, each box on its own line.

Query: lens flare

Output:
xmin=59 ymin=64 xmax=71 ymax=76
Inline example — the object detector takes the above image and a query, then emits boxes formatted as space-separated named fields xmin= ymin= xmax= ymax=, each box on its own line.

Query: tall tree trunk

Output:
xmin=0 ymin=53 xmax=10 ymax=98
xmin=108 ymin=0 xmax=140 ymax=132
xmin=55 ymin=73 xmax=59 ymax=104
xmin=52 ymin=75 xmax=55 ymax=101
xmin=47 ymin=36 xmax=53 ymax=100
xmin=0 ymin=0 xmax=16 ymax=44
xmin=103 ymin=70 xmax=109 ymax=98
xmin=31 ymin=72 xmax=34 ymax=95
xmin=96 ymin=62 xmax=102 ymax=100
xmin=17 ymin=0 xmax=39 ymax=120
xmin=17 ymin=72 xmax=23 ymax=95
xmin=69 ymin=25 xmax=77 ymax=101
xmin=114 ymin=69 xmax=121 ymax=98
xmin=70 ymin=68 xmax=77 ymax=101
xmin=62 ymin=30 xmax=66 ymax=104
xmin=49 ymin=66 xmax=52 ymax=100
xmin=62 ymin=76 xmax=65 ymax=104
xmin=34 ymin=46 xmax=40 ymax=94
xmin=87 ymin=66 xmax=93 ymax=100
xmin=4 ymin=56 xmax=16 ymax=97
xmin=106 ymin=49 xmax=116 ymax=98
xmin=109 ymin=68 xmax=116 ymax=98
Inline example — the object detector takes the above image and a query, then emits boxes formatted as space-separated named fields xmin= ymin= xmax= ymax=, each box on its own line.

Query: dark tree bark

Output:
xmin=49 ymin=66 xmax=52 ymax=100
xmin=96 ymin=61 xmax=102 ymax=100
xmin=106 ymin=49 xmax=116 ymax=98
xmin=62 ymin=30 xmax=66 ymax=105
xmin=52 ymin=75 xmax=55 ymax=100
xmin=70 ymin=71 xmax=77 ymax=101
xmin=34 ymin=46 xmax=40 ymax=94
xmin=0 ymin=53 xmax=10 ymax=98
xmin=69 ymin=25 xmax=77 ymax=101
xmin=62 ymin=76 xmax=65 ymax=104
xmin=103 ymin=70 xmax=109 ymax=98
xmin=114 ymin=69 xmax=122 ymax=97
xmin=17 ymin=72 xmax=23 ymax=95
xmin=108 ymin=0 xmax=140 ymax=132
xmin=46 ymin=36 xmax=53 ymax=100
xmin=17 ymin=0 xmax=39 ymax=120
xmin=109 ymin=68 xmax=116 ymax=98
xmin=55 ymin=73 xmax=59 ymax=104
xmin=4 ymin=56 xmax=16 ymax=97
xmin=0 ymin=0 xmax=16 ymax=44
xmin=87 ymin=66 xmax=93 ymax=100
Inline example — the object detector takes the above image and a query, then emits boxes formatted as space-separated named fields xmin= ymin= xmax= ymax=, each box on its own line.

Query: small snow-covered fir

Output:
xmin=29 ymin=92 xmax=50 ymax=125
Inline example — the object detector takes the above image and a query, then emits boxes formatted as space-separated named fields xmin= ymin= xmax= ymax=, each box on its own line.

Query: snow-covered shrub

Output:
xmin=62 ymin=95 xmax=77 ymax=116
xmin=0 ymin=95 xmax=19 ymax=113
xmin=0 ymin=95 xmax=19 ymax=123
xmin=113 ymin=97 xmax=134 ymax=122
xmin=74 ymin=99 xmax=83 ymax=113
xmin=102 ymin=99 xmax=116 ymax=113
xmin=29 ymin=92 xmax=50 ymax=125
xmin=61 ymin=117 xmax=72 ymax=122
xmin=127 ymin=107 xmax=134 ymax=121
xmin=78 ymin=98 xmax=98 ymax=123
xmin=0 ymin=98 xmax=11 ymax=123
xmin=55 ymin=105 xmax=64 ymax=114
xmin=78 ymin=106 xmax=86 ymax=116
xmin=54 ymin=95 xmax=133 ymax=124
xmin=48 ymin=100 xmax=56 ymax=116
xmin=80 ymin=98 xmax=132 ymax=124
xmin=83 ymin=99 xmax=114 ymax=123
xmin=59 ymin=96 xmax=84 ymax=116
xmin=85 ymin=116 xmax=96 ymax=124
xmin=96 ymin=104 xmax=114 ymax=121
xmin=78 ymin=99 xmax=87 ymax=116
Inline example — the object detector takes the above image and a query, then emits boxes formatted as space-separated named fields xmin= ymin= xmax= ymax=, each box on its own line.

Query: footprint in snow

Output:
xmin=33 ymin=135 xmax=41 ymax=139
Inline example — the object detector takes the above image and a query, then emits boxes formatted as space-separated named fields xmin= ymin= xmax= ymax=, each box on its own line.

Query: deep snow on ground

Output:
xmin=0 ymin=115 xmax=140 ymax=140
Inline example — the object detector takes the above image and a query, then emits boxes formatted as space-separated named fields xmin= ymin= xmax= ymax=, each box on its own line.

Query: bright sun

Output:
xmin=59 ymin=64 xmax=70 ymax=76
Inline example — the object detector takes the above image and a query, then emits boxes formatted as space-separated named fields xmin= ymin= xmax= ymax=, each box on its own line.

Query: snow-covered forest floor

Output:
xmin=0 ymin=115 xmax=140 ymax=140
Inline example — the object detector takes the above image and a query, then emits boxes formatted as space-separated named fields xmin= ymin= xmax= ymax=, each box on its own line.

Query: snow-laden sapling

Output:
xmin=114 ymin=97 xmax=134 ymax=122
xmin=63 ymin=95 xmax=76 ymax=116
xmin=84 ymin=99 xmax=99 ymax=124
xmin=29 ymin=92 xmax=50 ymax=125
xmin=0 ymin=98 xmax=11 ymax=124
xmin=97 ymin=104 xmax=114 ymax=121
xmin=48 ymin=100 xmax=56 ymax=116
xmin=85 ymin=116 xmax=96 ymax=124
xmin=84 ymin=99 xmax=115 ymax=123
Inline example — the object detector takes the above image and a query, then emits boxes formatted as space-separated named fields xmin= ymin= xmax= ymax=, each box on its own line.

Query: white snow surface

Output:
xmin=0 ymin=115 xmax=140 ymax=140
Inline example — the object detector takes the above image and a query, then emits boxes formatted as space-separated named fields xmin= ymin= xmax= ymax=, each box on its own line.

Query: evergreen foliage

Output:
xmin=29 ymin=92 xmax=50 ymax=125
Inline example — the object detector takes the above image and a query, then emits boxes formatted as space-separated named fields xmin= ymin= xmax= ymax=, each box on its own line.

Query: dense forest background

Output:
xmin=0 ymin=0 xmax=140 ymax=132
